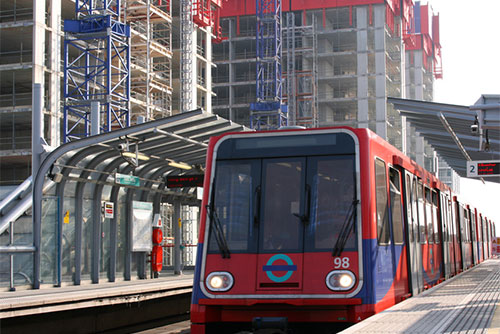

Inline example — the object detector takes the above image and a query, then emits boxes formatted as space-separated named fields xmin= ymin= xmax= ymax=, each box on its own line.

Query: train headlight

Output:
xmin=206 ymin=272 xmax=234 ymax=292
xmin=326 ymin=270 xmax=356 ymax=291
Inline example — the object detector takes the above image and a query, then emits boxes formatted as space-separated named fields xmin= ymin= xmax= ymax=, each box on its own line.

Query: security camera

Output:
xmin=117 ymin=143 xmax=128 ymax=151
xmin=470 ymin=124 xmax=479 ymax=135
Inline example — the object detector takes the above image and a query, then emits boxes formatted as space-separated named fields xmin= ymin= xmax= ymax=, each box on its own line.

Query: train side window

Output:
xmin=424 ymin=187 xmax=433 ymax=243
xmin=443 ymin=195 xmax=450 ymax=242
xmin=464 ymin=208 xmax=470 ymax=242
xmin=478 ymin=216 xmax=482 ymax=243
xmin=389 ymin=168 xmax=404 ymax=244
xmin=462 ymin=207 xmax=469 ymax=243
xmin=417 ymin=181 xmax=426 ymax=244
xmin=375 ymin=159 xmax=390 ymax=245
xmin=405 ymin=174 xmax=414 ymax=243
xmin=470 ymin=210 xmax=477 ymax=242
xmin=439 ymin=194 xmax=446 ymax=242
xmin=432 ymin=191 xmax=439 ymax=244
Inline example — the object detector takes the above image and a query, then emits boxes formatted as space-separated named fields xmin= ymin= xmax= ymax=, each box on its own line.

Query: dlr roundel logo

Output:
xmin=262 ymin=254 xmax=297 ymax=283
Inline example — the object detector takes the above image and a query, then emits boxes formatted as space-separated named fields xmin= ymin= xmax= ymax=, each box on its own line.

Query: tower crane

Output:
xmin=250 ymin=0 xmax=287 ymax=130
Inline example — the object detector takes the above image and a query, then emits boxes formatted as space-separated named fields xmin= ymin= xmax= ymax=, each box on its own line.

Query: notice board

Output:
xmin=132 ymin=201 xmax=153 ymax=252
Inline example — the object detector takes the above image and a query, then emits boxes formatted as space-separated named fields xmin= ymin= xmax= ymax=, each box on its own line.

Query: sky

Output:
xmin=425 ymin=0 xmax=500 ymax=230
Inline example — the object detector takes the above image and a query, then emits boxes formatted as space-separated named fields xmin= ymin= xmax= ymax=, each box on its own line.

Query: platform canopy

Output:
xmin=388 ymin=96 xmax=500 ymax=181
xmin=31 ymin=109 xmax=250 ymax=287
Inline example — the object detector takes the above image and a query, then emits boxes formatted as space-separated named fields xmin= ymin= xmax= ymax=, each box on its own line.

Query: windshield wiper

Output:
xmin=332 ymin=199 xmax=359 ymax=257
xmin=206 ymin=204 xmax=231 ymax=259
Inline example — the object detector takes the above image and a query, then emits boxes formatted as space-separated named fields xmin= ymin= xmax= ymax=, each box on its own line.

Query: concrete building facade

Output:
xmin=0 ymin=0 xmax=217 ymax=184
xmin=212 ymin=0 xmax=443 ymax=167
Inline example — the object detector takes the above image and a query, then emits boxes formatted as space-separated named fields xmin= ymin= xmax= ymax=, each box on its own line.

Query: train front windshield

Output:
xmin=207 ymin=132 xmax=358 ymax=255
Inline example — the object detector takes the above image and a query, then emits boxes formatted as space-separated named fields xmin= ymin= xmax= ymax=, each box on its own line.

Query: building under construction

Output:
xmin=0 ymin=0 xmax=221 ymax=183
xmin=0 ymin=0 xmax=453 ymax=288
xmin=212 ymin=0 xmax=443 ymax=169
xmin=0 ymin=0 xmax=442 ymax=181
xmin=0 ymin=0 xmax=224 ymax=283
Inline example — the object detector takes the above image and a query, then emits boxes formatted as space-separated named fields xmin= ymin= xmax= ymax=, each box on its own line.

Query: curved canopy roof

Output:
xmin=388 ymin=97 xmax=500 ymax=182
xmin=43 ymin=109 xmax=250 ymax=201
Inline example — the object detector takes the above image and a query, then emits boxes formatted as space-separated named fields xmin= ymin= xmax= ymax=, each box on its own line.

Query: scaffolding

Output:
xmin=180 ymin=0 xmax=194 ymax=113
xmin=250 ymin=0 xmax=287 ymax=130
xmin=283 ymin=13 xmax=318 ymax=128
xmin=181 ymin=205 xmax=198 ymax=267
xmin=63 ymin=1 xmax=131 ymax=142
xmin=125 ymin=0 xmax=173 ymax=122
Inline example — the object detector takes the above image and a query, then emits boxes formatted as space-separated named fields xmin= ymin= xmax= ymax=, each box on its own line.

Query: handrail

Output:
xmin=0 ymin=176 xmax=32 ymax=214
xmin=0 ymin=179 xmax=54 ymax=235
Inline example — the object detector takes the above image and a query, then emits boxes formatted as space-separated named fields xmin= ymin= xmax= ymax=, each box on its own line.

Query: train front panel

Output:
xmin=190 ymin=128 xmax=376 ymax=333
xmin=190 ymin=127 xmax=428 ymax=333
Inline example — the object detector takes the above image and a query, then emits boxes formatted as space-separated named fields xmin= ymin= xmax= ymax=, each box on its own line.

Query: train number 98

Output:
xmin=333 ymin=257 xmax=350 ymax=269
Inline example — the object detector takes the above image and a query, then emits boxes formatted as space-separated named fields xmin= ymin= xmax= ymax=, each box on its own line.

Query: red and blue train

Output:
xmin=190 ymin=127 xmax=496 ymax=334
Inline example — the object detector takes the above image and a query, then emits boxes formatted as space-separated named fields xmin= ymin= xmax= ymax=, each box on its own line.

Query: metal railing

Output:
xmin=0 ymin=7 xmax=33 ymax=23
xmin=0 ymin=136 xmax=31 ymax=151
xmin=0 ymin=50 xmax=32 ymax=65
xmin=0 ymin=177 xmax=35 ymax=291
xmin=0 ymin=93 xmax=32 ymax=108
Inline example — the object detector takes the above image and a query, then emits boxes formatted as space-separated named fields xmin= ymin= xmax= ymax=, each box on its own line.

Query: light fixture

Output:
xmin=168 ymin=161 xmax=192 ymax=170
xmin=326 ymin=270 xmax=356 ymax=291
xmin=121 ymin=151 xmax=150 ymax=161
xmin=206 ymin=272 xmax=234 ymax=292
xmin=118 ymin=139 xmax=150 ymax=167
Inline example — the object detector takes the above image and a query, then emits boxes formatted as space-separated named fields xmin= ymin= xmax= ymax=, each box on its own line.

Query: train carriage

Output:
xmin=190 ymin=127 xmax=492 ymax=334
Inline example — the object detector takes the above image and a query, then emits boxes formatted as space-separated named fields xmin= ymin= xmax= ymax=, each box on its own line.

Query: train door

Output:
xmin=485 ymin=218 xmax=491 ymax=258
xmin=482 ymin=216 xmax=488 ymax=259
xmin=440 ymin=193 xmax=452 ymax=278
xmin=256 ymin=157 xmax=307 ymax=290
xmin=403 ymin=172 xmax=424 ymax=296
xmin=477 ymin=213 xmax=483 ymax=263
xmin=255 ymin=155 xmax=357 ymax=290
xmin=458 ymin=204 xmax=472 ymax=270
xmin=469 ymin=207 xmax=478 ymax=265
xmin=452 ymin=198 xmax=463 ymax=273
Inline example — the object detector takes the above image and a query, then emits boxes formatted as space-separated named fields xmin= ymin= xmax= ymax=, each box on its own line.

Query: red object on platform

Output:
xmin=152 ymin=245 xmax=163 ymax=272
xmin=152 ymin=228 xmax=163 ymax=245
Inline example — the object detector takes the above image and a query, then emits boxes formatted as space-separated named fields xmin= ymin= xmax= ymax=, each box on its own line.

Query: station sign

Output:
xmin=466 ymin=160 xmax=500 ymax=178
xmin=166 ymin=174 xmax=204 ymax=188
xmin=104 ymin=202 xmax=114 ymax=219
xmin=115 ymin=173 xmax=140 ymax=186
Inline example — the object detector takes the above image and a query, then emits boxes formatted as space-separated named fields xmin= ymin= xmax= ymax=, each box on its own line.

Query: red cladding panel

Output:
xmin=292 ymin=0 xmax=383 ymax=11
xmin=432 ymin=14 xmax=440 ymax=46
xmin=420 ymin=4 xmax=429 ymax=35
xmin=221 ymin=0 xmax=384 ymax=17
xmin=220 ymin=0 xmax=252 ymax=17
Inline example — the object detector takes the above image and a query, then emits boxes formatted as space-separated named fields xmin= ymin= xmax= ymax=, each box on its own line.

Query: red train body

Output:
xmin=190 ymin=127 xmax=495 ymax=333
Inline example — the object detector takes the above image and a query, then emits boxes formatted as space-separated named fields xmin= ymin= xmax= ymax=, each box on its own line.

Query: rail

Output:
xmin=0 ymin=7 xmax=33 ymax=23
xmin=0 ymin=177 xmax=54 ymax=290
xmin=0 ymin=176 xmax=32 ymax=215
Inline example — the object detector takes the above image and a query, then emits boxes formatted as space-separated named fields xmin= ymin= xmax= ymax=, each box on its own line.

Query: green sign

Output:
xmin=115 ymin=173 xmax=140 ymax=187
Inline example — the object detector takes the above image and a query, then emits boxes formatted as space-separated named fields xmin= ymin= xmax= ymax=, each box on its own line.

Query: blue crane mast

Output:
xmin=250 ymin=0 xmax=287 ymax=130
xmin=63 ymin=0 xmax=131 ymax=142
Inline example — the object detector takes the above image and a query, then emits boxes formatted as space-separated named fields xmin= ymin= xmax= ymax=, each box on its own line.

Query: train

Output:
xmin=190 ymin=127 xmax=496 ymax=334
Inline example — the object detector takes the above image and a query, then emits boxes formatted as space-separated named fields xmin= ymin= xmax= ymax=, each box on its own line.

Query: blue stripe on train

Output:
xmin=361 ymin=239 xmax=405 ymax=304
xmin=191 ymin=243 xmax=208 ymax=305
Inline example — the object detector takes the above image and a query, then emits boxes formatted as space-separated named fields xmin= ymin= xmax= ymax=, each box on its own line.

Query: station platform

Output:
xmin=0 ymin=271 xmax=194 ymax=334
xmin=340 ymin=258 xmax=500 ymax=334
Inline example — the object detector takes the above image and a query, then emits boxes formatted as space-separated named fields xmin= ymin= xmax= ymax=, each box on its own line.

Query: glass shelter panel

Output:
xmin=41 ymin=196 xmax=58 ymax=285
